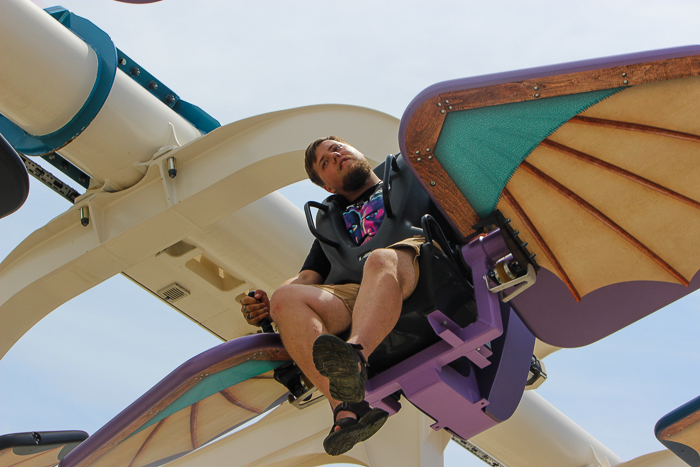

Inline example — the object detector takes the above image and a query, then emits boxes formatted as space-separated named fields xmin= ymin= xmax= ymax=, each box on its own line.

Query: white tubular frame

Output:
xmin=0 ymin=104 xmax=400 ymax=359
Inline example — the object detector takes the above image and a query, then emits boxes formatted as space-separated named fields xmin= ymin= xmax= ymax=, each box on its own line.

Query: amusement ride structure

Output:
xmin=1 ymin=1 xmax=700 ymax=467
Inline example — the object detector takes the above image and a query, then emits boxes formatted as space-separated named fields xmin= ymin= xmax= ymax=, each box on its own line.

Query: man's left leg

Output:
xmin=350 ymin=246 xmax=418 ymax=356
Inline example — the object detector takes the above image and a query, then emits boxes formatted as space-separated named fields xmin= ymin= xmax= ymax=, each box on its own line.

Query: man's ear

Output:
xmin=323 ymin=185 xmax=336 ymax=194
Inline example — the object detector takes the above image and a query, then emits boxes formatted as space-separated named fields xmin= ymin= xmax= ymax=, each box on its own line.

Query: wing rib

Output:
xmin=128 ymin=419 xmax=166 ymax=467
xmin=569 ymin=115 xmax=700 ymax=143
xmin=541 ymin=139 xmax=700 ymax=210
xmin=502 ymin=188 xmax=581 ymax=301
xmin=220 ymin=388 xmax=263 ymax=414
xmin=190 ymin=402 xmax=199 ymax=450
xmin=520 ymin=161 xmax=689 ymax=286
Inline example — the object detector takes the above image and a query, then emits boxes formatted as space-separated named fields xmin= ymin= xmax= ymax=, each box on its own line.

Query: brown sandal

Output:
xmin=313 ymin=334 xmax=368 ymax=403
xmin=323 ymin=401 xmax=389 ymax=456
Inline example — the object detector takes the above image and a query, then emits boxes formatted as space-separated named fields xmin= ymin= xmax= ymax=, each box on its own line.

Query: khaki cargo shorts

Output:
xmin=309 ymin=236 xmax=424 ymax=313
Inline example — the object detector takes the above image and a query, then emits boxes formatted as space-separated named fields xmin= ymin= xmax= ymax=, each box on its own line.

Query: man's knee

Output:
xmin=269 ymin=284 xmax=301 ymax=323
xmin=363 ymin=248 xmax=417 ymax=298
xmin=364 ymin=248 xmax=397 ymax=274
xmin=364 ymin=248 xmax=415 ymax=274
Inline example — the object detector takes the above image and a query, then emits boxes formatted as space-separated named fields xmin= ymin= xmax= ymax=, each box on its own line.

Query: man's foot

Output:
xmin=323 ymin=401 xmax=389 ymax=456
xmin=313 ymin=334 xmax=367 ymax=403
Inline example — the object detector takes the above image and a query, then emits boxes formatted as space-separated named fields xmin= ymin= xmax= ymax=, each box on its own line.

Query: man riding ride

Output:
xmin=240 ymin=136 xmax=425 ymax=455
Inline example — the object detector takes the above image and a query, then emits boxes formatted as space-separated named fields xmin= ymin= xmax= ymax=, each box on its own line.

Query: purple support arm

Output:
xmin=365 ymin=229 xmax=534 ymax=440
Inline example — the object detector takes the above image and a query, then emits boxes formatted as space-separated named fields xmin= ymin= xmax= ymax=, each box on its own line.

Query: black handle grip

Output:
xmin=304 ymin=201 xmax=340 ymax=247
xmin=382 ymin=154 xmax=400 ymax=218
xmin=248 ymin=290 xmax=274 ymax=333
xmin=421 ymin=214 xmax=456 ymax=262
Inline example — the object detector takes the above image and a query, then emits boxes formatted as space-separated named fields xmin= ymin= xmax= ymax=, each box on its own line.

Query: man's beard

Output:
xmin=342 ymin=158 xmax=373 ymax=192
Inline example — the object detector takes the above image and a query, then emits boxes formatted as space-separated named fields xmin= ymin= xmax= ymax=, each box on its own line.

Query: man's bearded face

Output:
xmin=342 ymin=158 xmax=373 ymax=192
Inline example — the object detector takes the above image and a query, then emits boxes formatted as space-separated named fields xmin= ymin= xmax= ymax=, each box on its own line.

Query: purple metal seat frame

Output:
xmin=365 ymin=228 xmax=535 ymax=440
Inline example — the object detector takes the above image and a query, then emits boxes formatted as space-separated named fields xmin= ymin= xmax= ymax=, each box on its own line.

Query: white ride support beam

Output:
xmin=160 ymin=388 xmax=640 ymax=467
xmin=0 ymin=0 xmax=96 ymax=136
xmin=164 ymin=398 xmax=450 ymax=467
xmin=0 ymin=104 xmax=399 ymax=358
xmin=470 ymin=391 xmax=621 ymax=467
xmin=0 ymin=0 xmax=203 ymax=192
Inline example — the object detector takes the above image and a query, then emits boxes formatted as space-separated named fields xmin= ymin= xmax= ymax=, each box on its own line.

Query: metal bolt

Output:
xmin=415 ymin=150 xmax=420 ymax=154
xmin=513 ymin=230 xmax=519 ymax=235
xmin=79 ymin=206 xmax=90 ymax=227
xmin=428 ymin=155 xmax=433 ymax=160
xmin=167 ymin=157 xmax=177 ymax=178
xmin=442 ymin=321 xmax=448 ymax=326
xmin=130 ymin=66 xmax=140 ymax=76
xmin=534 ymin=85 xmax=539 ymax=91
xmin=522 ymin=242 xmax=528 ymax=247
xmin=534 ymin=93 xmax=540 ymax=98
xmin=448 ymin=106 xmax=453 ymax=110
xmin=79 ymin=174 xmax=88 ymax=183
xmin=436 ymin=102 xmax=442 ymax=107
xmin=430 ymin=181 xmax=436 ymax=186
xmin=118 ymin=58 xmax=127 ymax=66
xmin=416 ymin=157 xmax=422 ymax=162
xmin=165 ymin=94 xmax=176 ymax=104
xmin=623 ymin=79 xmax=629 ymax=85
xmin=426 ymin=148 xmax=431 ymax=152
xmin=440 ymin=109 xmax=445 ymax=114
xmin=148 ymin=81 xmax=158 ymax=90
xmin=477 ymin=347 xmax=481 ymax=351
xmin=622 ymin=72 xmax=627 ymax=77
xmin=445 ymin=100 xmax=449 ymax=104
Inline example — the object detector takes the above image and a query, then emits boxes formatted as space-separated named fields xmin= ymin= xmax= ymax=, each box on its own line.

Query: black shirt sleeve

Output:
xmin=300 ymin=239 xmax=331 ymax=281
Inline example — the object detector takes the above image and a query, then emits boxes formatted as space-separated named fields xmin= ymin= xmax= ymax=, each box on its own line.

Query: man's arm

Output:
xmin=240 ymin=269 xmax=324 ymax=326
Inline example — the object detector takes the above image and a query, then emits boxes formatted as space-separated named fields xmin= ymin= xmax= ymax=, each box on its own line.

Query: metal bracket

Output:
xmin=484 ymin=263 xmax=536 ymax=302
xmin=288 ymin=386 xmax=325 ymax=410
xmin=19 ymin=153 xmax=81 ymax=203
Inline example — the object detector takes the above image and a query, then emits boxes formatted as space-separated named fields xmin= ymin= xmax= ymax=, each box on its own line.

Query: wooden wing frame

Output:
xmin=401 ymin=47 xmax=700 ymax=301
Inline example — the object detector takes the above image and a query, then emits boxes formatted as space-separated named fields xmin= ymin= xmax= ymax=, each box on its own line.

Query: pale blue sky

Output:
xmin=2 ymin=1 xmax=700 ymax=466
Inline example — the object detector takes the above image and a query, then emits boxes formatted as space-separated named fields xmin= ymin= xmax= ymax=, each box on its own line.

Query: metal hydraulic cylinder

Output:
xmin=0 ymin=0 xmax=202 ymax=191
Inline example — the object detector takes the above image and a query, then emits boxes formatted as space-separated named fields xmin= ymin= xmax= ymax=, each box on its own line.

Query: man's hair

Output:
xmin=304 ymin=136 xmax=347 ymax=187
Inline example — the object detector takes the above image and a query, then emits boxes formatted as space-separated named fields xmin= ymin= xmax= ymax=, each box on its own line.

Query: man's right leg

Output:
xmin=269 ymin=284 xmax=353 ymax=408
